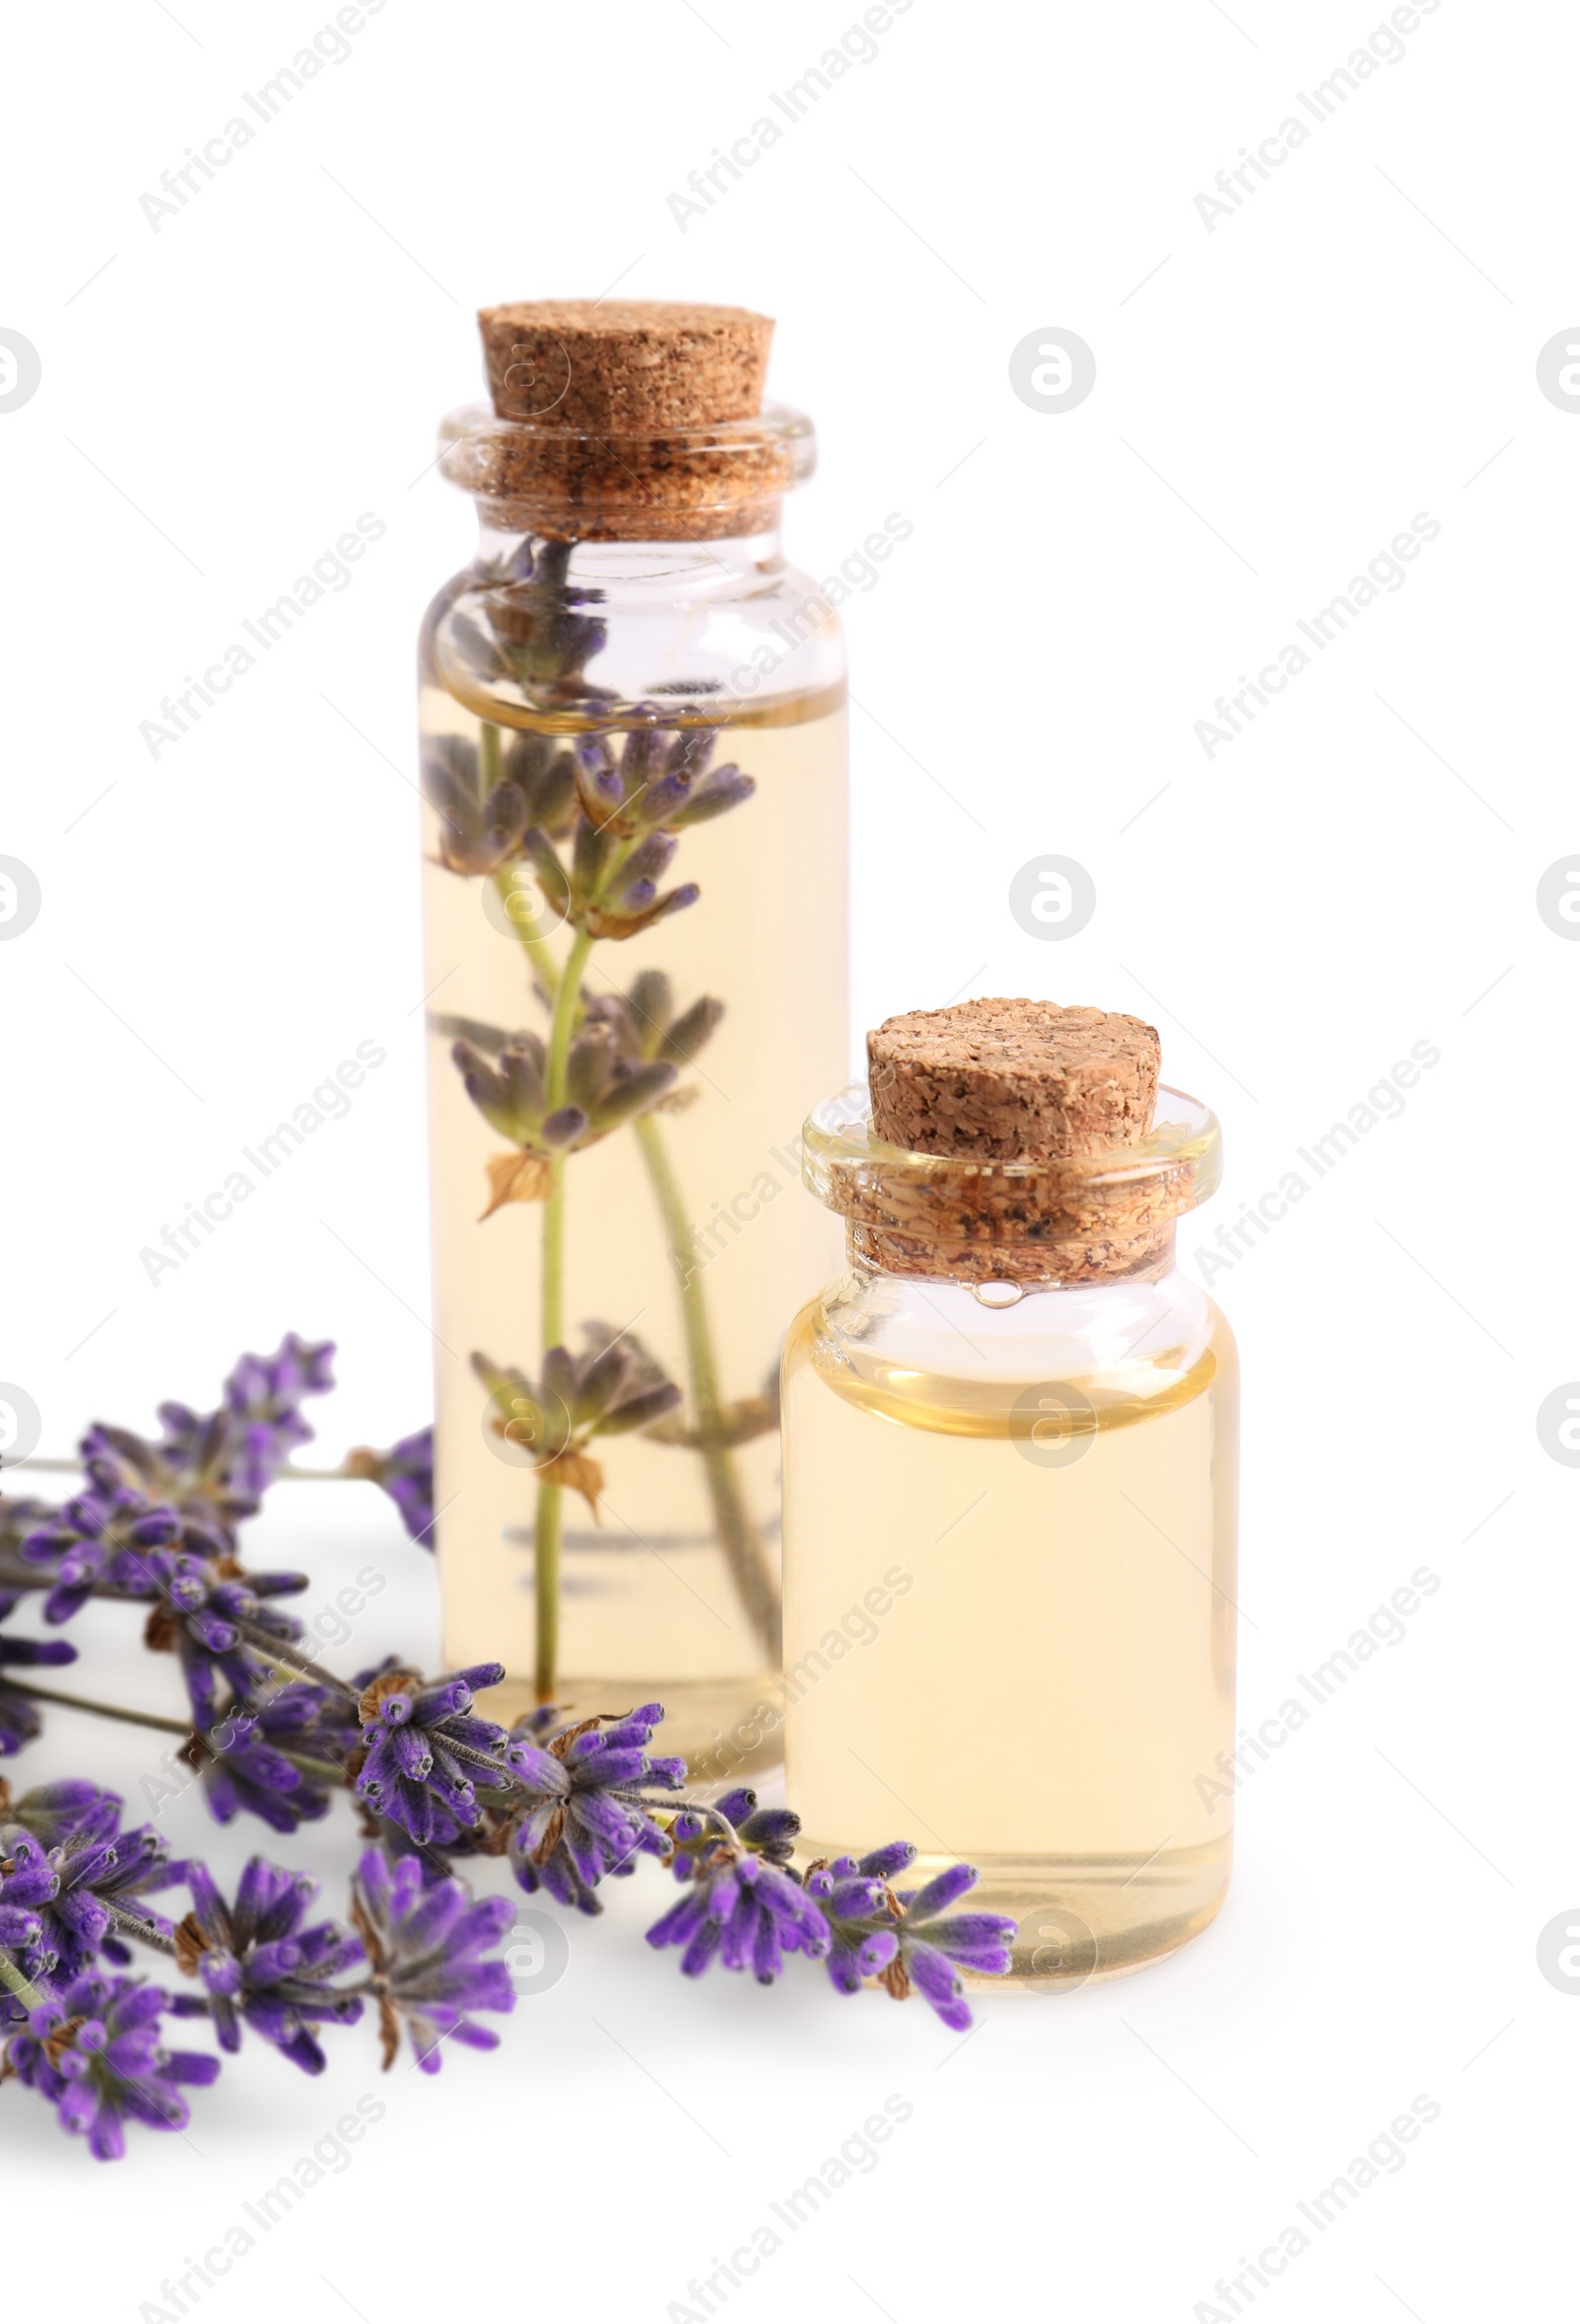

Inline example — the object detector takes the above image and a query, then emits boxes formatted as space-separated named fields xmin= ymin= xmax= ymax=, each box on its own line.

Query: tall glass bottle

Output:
xmin=781 ymin=1042 xmax=1237 ymax=1985
xmin=420 ymin=303 xmax=846 ymax=1760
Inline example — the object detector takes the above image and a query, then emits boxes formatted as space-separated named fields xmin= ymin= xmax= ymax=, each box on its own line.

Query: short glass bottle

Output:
xmin=780 ymin=1083 xmax=1238 ymax=1984
xmin=419 ymin=312 xmax=846 ymax=1761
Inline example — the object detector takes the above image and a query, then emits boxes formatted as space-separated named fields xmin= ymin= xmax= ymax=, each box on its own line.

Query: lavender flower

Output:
xmin=353 ymin=1664 xmax=513 ymax=1845
xmin=19 ymin=1816 xmax=179 ymax=1985
xmin=0 ymin=1827 xmax=54 ymax=1965
xmin=802 ymin=1847 xmax=911 ymax=1997
xmin=423 ymin=730 xmax=578 ymax=875
xmin=142 ymin=1551 xmax=309 ymax=1728
xmin=7 ymin=1975 xmax=219 ymax=2160
xmin=349 ymin=1846 xmax=514 ymax=2071
xmin=452 ymin=1021 xmax=676 ymax=1164
xmin=191 ymin=1685 xmax=354 ymax=1836
xmin=76 ymin=1333 xmax=336 ymax=1552
xmin=346 ymin=1428 xmax=434 ymax=1545
xmin=171 ymin=1857 xmax=363 ymax=2074
xmin=646 ymin=1845 xmax=830 ymax=1985
xmin=474 ymin=1332 xmax=680 ymax=1517
xmin=520 ymin=811 xmax=703 ymax=945
xmin=584 ymin=968 xmax=725 ymax=1075
xmin=218 ymin=1334 xmax=336 ymax=1498
xmin=0 ymin=1780 xmax=121 ymax=1848
xmin=455 ymin=536 xmax=608 ymax=694
xmin=0 ymin=1593 xmax=78 ymax=1751
xmin=504 ymin=1702 xmax=683 ymax=1912
xmin=883 ymin=1863 xmax=1017 ymax=2031
xmin=18 ymin=1474 xmax=215 ymax=1626
xmin=668 ymin=1785 xmax=799 ymax=1875
xmin=572 ymin=722 xmax=755 ymax=840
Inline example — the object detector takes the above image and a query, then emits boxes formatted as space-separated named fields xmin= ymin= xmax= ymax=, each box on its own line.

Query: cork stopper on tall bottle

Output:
xmin=854 ymin=998 xmax=1170 ymax=1284
xmin=464 ymin=298 xmax=788 ymax=541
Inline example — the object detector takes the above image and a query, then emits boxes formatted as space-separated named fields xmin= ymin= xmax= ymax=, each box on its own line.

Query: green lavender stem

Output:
xmin=635 ymin=1113 xmax=782 ymax=1662
xmin=8 ymin=1679 xmax=193 ymax=1737
xmin=0 ymin=1951 xmax=45 ymax=2013
xmin=533 ymin=922 xmax=594 ymax=1700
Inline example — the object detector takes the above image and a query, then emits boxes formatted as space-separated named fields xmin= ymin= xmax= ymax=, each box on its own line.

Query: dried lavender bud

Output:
xmin=0 ymin=1781 xmax=120 ymax=1849
xmin=20 ymin=1478 xmax=221 ymax=1625
xmin=573 ymin=722 xmax=755 ymax=839
xmin=0 ymin=1595 xmax=78 ymax=1751
xmin=349 ymin=1846 xmax=515 ymax=2072
xmin=170 ymin=1857 xmax=364 ymax=2073
xmin=0 ymin=1827 xmax=54 ymax=1959
xmin=422 ymin=734 xmax=532 ymax=875
xmin=68 ymin=1334 xmax=335 ymax=1556
xmin=346 ymin=1428 xmax=435 ymax=1547
xmin=474 ymin=1332 xmax=680 ymax=1515
xmin=143 ymin=1551 xmax=309 ymax=1730
xmin=193 ymin=1684 xmax=355 ymax=1837
xmin=647 ymin=1849 xmax=830 ymax=1985
xmin=503 ymin=1702 xmax=682 ymax=1912
xmin=19 ymin=1817 xmax=179 ymax=1985
xmin=7 ymin=1975 xmax=219 ymax=2159
xmin=352 ymin=1664 xmax=513 ymax=1846
xmin=883 ymin=1863 xmax=1017 ymax=2030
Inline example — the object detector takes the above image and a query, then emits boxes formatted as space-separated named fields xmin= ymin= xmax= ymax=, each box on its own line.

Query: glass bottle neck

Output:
xmin=841 ymin=1220 xmax=1180 ymax=1291
xmin=470 ymin=514 xmax=788 ymax=605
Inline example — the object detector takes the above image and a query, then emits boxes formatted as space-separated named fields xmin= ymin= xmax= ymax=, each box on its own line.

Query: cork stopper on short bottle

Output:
xmin=845 ymin=999 xmax=1169 ymax=1285
xmin=478 ymin=299 xmax=774 ymax=428
xmin=465 ymin=299 xmax=785 ymax=542
xmin=868 ymin=998 xmax=1160 ymax=1161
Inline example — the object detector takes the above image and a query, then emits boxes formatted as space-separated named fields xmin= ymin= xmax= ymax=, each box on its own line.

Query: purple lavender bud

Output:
xmin=5 ymin=1974 xmax=219 ymax=2159
xmin=906 ymin=1862 xmax=980 ymax=1919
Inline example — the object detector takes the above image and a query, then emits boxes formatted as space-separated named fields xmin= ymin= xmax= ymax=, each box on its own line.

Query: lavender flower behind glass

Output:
xmin=473 ymin=1332 xmax=680 ymax=1518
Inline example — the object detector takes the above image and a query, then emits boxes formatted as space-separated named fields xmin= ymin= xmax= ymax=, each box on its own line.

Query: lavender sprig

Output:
xmin=6 ymin=1975 xmax=219 ymax=2160
xmin=170 ymin=1857 xmax=364 ymax=2074
xmin=349 ymin=1846 xmax=514 ymax=2071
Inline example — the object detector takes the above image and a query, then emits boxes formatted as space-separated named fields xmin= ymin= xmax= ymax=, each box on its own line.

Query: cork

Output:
xmin=478 ymin=300 xmax=773 ymax=429
xmin=854 ymin=999 xmax=1174 ymax=1285
xmin=462 ymin=299 xmax=789 ymax=542
xmin=868 ymin=1000 xmax=1160 ymax=1161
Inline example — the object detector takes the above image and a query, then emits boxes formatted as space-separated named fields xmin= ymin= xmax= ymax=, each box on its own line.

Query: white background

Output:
xmin=2 ymin=1 xmax=1573 ymax=2316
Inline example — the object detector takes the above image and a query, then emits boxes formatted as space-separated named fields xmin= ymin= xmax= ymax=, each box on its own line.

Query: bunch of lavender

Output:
xmin=0 ymin=1336 xmax=1017 ymax=2163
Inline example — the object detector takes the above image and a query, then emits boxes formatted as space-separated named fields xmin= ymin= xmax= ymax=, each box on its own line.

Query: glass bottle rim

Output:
xmin=803 ymin=1081 xmax=1224 ymax=1218
xmin=436 ymin=397 xmax=818 ymax=503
